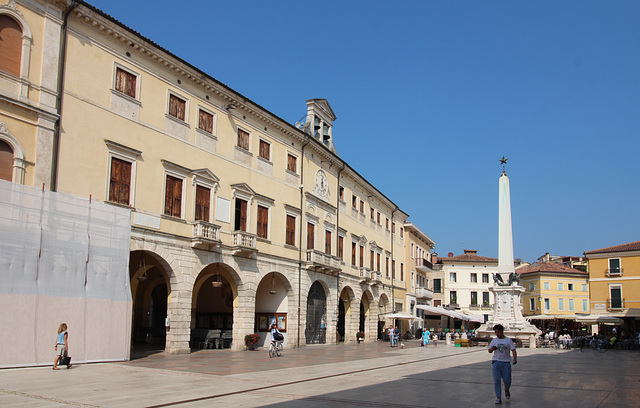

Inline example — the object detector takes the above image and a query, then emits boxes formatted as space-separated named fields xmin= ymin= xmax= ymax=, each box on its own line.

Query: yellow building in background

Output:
xmin=517 ymin=263 xmax=589 ymax=316
xmin=585 ymin=241 xmax=640 ymax=332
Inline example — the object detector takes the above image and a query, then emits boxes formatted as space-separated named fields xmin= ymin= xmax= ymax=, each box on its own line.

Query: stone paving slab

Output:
xmin=0 ymin=341 xmax=638 ymax=407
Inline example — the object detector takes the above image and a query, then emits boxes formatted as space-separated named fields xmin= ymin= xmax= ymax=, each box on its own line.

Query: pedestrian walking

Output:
xmin=488 ymin=324 xmax=516 ymax=404
xmin=53 ymin=323 xmax=71 ymax=370
xmin=388 ymin=325 xmax=396 ymax=347
xmin=422 ymin=328 xmax=430 ymax=347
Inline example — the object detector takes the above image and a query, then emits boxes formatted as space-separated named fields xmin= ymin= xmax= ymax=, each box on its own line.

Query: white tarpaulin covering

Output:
xmin=0 ymin=180 xmax=132 ymax=367
xmin=385 ymin=312 xmax=422 ymax=320
xmin=416 ymin=305 xmax=485 ymax=323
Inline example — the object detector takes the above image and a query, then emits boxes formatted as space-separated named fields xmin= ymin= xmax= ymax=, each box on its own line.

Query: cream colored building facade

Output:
xmin=0 ymin=0 xmax=415 ymax=354
xmin=403 ymin=222 xmax=435 ymax=332
xmin=441 ymin=250 xmax=496 ymax=322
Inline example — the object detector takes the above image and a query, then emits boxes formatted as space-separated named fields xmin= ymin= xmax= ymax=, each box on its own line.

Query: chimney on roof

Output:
xmin=463 ymin=249 xmax=477 ymax=255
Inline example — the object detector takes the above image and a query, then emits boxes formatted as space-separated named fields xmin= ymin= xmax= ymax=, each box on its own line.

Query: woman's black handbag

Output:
xmin=273 ymin=331 xmax=284 ymax=341
xmin=60 ymin=351 xmax=72 ymax=368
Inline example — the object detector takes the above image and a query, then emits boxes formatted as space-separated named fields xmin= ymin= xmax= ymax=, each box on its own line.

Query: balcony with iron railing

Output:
xmin=605 ymin=268 xmax=624 ymax=277
xmin=305 ymin=250 xmax=341 ymax=274
xmin=415 ymin=257 xmax=434 ymax=272
xmin=607 ymin=298 xmax=625 ymax=310
xmin=191 ymin=220 xmax=221 ymax=249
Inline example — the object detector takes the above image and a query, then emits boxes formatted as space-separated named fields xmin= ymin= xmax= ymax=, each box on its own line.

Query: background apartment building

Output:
xmin=440 ymin=250 xmax=496 ymax=325
xmin=0 ymin=0 xmax=418 ymax=361
xmin=517 ymin=263 xmax=589 ymax=316
xmin=585 ymin=241 xmax=640 ymax=333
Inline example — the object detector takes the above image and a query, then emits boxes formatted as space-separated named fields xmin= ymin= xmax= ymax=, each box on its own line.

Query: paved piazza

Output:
xmin=0 ymin=341 xmax=638 ymax=407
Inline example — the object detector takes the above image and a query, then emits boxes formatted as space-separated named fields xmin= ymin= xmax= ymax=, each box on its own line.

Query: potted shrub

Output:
xmin=244 ymin=333 xmax=260 ymax=350
xmin=356 ymin=331 xmax=365 ymax=343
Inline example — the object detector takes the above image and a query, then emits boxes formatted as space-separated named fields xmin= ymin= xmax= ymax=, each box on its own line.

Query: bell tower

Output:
xmin=300 ymin=99 xmax=337 ymax=154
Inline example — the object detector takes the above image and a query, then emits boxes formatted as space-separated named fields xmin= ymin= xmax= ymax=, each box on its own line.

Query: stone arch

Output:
xmin=338 ymin=285 xmax=356 ymax=342
xmin=254 ymin=271 xmax=295 ymax=347
xmin=305 ymin=279 xmax=330 ymax=344
xmin=0 ymin=123 xmax=26 ymax=183
xmin=360 ymin=289 xmax=377 ymax=342
xmin=378 ymin=292 xmax=391 ymax=339
xmin=129 ymin=249 xmax=172 ymax=349
xmin=192 ymin=262 xmax=238 ymax=328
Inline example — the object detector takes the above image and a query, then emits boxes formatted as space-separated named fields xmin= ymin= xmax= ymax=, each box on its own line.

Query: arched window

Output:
xmin=0 ymin=140 xmax=13 ymax=181
xmin=0 ymin=123 xmax=25 ymax=184
xmin=0 ymin=15 xmax=22 ymax=77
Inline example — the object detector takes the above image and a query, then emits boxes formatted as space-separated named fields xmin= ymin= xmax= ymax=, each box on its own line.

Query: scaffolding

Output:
xmin=0 ymin=180 xmax=132 ymax=367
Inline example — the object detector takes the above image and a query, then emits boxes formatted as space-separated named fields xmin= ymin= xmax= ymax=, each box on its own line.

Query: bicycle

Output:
xmin=269 ymin=340 xmax=283 ymax=358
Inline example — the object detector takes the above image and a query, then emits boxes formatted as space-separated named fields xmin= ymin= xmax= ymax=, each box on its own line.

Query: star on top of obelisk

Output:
xmin=500 ymin=156 xmax=508 ymax=175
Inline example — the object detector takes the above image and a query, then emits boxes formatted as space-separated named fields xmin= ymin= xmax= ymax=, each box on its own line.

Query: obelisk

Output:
xmin=498 ymin=166 xmax=514 ymax=275
xmin=475 ymin=157 xmax=541 ymax=346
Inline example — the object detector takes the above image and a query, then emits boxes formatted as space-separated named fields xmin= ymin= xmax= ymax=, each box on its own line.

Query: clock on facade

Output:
xmin=315 ymin=170 xmax=328 ymax=197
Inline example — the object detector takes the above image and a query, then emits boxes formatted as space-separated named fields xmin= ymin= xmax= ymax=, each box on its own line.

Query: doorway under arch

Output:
xmin=130 ymin=250 xmax=170 ymax=352
xmin=305 ymin=281 xmax=327 ymax=344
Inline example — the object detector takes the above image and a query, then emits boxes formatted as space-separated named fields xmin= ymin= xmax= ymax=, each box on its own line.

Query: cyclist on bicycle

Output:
xmin=270 ymin=323 xmax=283 ymax=344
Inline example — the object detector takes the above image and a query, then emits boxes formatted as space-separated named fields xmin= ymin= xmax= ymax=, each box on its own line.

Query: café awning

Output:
xmin=415 ymin=305 xmax=484 ymax=323
xmin=574 ymin=315 xmax=623 ymax=325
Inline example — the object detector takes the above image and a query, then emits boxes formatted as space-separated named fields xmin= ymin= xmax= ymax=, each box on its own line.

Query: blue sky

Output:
xmin=88 ymin=1 xmax=640 ymax=262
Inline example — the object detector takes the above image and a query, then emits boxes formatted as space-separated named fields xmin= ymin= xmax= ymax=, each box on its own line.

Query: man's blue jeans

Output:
xmin=492 ymin=361 xmax=511 ymax=398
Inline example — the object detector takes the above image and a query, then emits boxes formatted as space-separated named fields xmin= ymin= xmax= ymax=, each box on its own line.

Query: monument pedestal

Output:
xmin=476 ymin=285 xmax=541 ymax=347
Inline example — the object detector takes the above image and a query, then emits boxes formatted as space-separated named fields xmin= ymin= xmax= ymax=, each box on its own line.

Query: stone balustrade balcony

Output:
xmin=415 ymin=287 xmax=434 ymax=300
xmin=232 ymin=230 xmax=257 ymax=257
xmin=305 ymin=250 xmax=341 ymax=275
xmin=191 ymin=220 xmax=221 ymax=249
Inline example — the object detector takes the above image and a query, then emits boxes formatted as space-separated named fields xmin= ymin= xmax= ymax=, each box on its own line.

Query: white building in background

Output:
xmin=441 ymin=250 xmax=496 ymax=322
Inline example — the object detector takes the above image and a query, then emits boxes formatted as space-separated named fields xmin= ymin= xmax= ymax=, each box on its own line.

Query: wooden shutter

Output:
xmin=165 ymin=175 xmax=182 ymax=217
xmin=195 ymin=185 xmax=210 ymax=222
xmin=351 ymin=242 xmax=356 ymax=265
xmin=0 ymin=140 xmax=13 ymax=181
xmin=307 ymin=223 xmax=314 ymax=250
xmin=169 ymin=94 xmax=186 ymax=121
xmin=370 ymin=250 xmax=374 ymax=270
xmin=377 ymin=253 xmax=381 ymax=272
xmin=115 ymin=68 xmax=136 ymax=98
xmin=109 ymin=157 xmax=131 ymax=205
xmin=198 ymin=110 xmax=213 ymax=133
xmin=257 ymin=205 xmax=268 ymax=239
xmin=338 ymin=236 xmax=344 ymax=260
xmin=237 ymin=199 xmax=247 ymax=231
xmin=359 ymin=245 xmax=364 ymax=267
xmin=259 ymin=140 xmax=270 ymax=160
xmin=0 ymin=16 xmax=22 ymax=77
xmin=238 ymin=129 xmax=250 ymax=150
xmin=287 ymin=154 xmax=296 ymax=172
xmin=325 ymin=230 xmax=331 ymax=255
xmin=286 ymin=215 xmax=296 ymax=246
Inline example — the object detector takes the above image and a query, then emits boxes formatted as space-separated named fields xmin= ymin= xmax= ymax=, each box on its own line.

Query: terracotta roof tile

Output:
xmin=442 ymin=253 xmax=498 ymax=263
xmin=517 ymin=262 xmax=587 ymax=275
xmin=584 ymin=241 xmax=640 ymax=255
